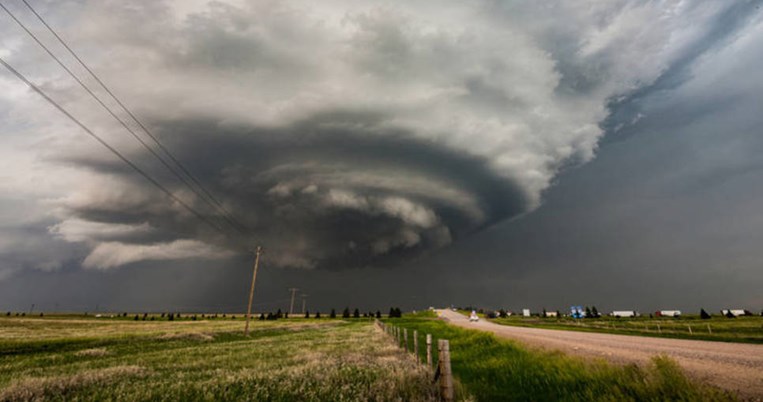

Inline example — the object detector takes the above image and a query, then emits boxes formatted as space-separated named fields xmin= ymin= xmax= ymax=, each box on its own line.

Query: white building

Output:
xmin=611 ymin=310 xmax=637 ymax=318
xmin=722 ymin=309 xmax=746 ymax=317
xmin=545 ymin=311 xmax=558 ymax=317
xmin=522 ymin=309 xmax=531 ymax=317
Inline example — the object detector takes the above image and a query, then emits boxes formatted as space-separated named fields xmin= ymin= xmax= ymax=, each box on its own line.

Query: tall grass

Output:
xmin=0 ymin=317 xmax=436 ymax=401
xmin=386 ymin=314 xmax=736 ymax=402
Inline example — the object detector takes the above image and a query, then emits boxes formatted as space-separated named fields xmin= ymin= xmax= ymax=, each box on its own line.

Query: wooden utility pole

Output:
xmin=288 ymin=288 xmax=299 ymax=315
xmin=244 ymin=246 xmax=263 ymax=336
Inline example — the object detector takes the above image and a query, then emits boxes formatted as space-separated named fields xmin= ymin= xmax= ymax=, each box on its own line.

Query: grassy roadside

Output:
xmin=0 ymin=316 xmax=436 ymax=401
xmin=487 ymin=315 xmax=763 ymax=344
xmin=385 ymin=312 xmax=736 ymax=402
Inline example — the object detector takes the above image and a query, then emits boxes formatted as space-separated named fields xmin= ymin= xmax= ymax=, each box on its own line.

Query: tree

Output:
xmin=315 ymin=311 xmax=321 ymax=319
xmin=168 ymin=313 xmax=174 ymax=321
xmin=700 ymin=308 xmax=711 ymax=319
xmin=498 ymin=309 xmax=507 ymax=318
xmin=134 ymin=314 xmax=139 ymax=321
xmin=342 ymin=308 xmax=350 ymax=318
xmin=389 ymin=307 xmax=396 ymax=318
xmin=591 ymin=306 xmax=599 ymax=318
xmin=585 ymin=306 xmax=592 ymax=318
xmin=353 ymin=308 xmax=360 ymax=318
xmin=330 ymin=309 xmax=336 ymax=318
xmin=258 ymin=313 xmax=265 ymax=320
xmin=305 ymin=310 xmax=310 ymax=319
xmin=276 ymin=309 xmax=283 ymax=319
xmin=376 ymin=310 xmax=382 ymax=319
xmin=542 ymin=308 xmax=547 ymax=318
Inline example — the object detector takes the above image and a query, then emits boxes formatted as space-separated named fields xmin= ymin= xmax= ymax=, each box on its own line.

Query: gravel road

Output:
xmin=437 ymin=309 xmax=763 ymax=399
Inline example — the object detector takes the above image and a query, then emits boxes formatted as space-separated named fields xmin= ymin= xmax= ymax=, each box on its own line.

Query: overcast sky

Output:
xmin=1 ymin=0 xmax=762 ymax=314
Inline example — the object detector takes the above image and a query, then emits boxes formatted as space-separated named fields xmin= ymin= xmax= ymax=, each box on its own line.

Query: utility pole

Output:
xmin=244 ymin=246 xmax=263 ymax=336
xmin=301 ymin=294 xmax=308 ymax=314
xmin=288 ymin=288 xmax=299 ymax=315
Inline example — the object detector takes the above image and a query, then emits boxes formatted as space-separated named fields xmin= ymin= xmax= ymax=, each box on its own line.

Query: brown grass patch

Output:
xmin=157 ymin=332 xmax=214 ymax=341
xmin=73 ymin=348 xmax=110 ymax=357
xmin=0 ymin=365 xmax=146 ymax=402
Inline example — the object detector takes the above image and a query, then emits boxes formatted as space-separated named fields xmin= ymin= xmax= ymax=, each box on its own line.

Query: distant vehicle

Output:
xmin=469 ymin=310 xmax=479 ymax=322
xmin=612 ymin=310 xmax=637 ymax=318
xmin=721 ymin=309 xmax=747 ymax=317
xmin=657 ymin=310 xmax=681 ymax=317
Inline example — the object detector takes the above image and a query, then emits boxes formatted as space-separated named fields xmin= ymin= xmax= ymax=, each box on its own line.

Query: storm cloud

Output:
xmin=1 ymin=0 xmax=761 ymax=304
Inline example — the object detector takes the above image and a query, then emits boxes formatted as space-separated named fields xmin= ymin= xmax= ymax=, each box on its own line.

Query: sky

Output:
xmin=1 ymin=0 xmax=762 ymax=314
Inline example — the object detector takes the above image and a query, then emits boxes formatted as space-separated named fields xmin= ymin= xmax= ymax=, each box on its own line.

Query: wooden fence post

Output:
xmin=688 ymin=325 xmax=693 ymax=335
xmin=413 ymin=330 xmax=419 ymax=362
xmin=438 ymin=339 xmax=453 ymax=402
xmin=707 ymin=324 xmax=712 ymax=334
xmin=404 ymin=328 xmax=408 ymax=351
xmin=426 ymin=334 xmax=432 ymax=367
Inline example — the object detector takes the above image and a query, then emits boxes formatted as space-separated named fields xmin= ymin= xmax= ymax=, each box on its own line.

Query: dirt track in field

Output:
xmin=437 ymin=309 xmax=763 ymax=400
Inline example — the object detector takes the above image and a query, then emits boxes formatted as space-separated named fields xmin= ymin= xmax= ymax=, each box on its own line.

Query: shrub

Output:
xmin=305 ymin=310 xmax=310 ymax=319
xmin=276 ymin=309 xmax=283 ymax=319
xmin=168 ymin=313 xmax=174 ymax=321
xmin=315 ymin=311 xmax=321 ymax=319
xmin=5 ymin=312 xmax=9 ymax=316
xmin=376 ymin=310 xmax=382 ymax=319
xmin=134 ymin=315 xmax=139 ymax=321
xmin=258 ymin=313 xmax=265 ymax=320
xmin=330 ymin=309 xmax=336 ymax=318
xmin=353 ymin=308 xmax=360 ymax=318
xmin=342 ymin=308 xmax=350 ymax=318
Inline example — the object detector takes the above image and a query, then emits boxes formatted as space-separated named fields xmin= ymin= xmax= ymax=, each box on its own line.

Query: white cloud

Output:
xmin=49 ymin=219 xmax=151 ymax=243
xmin=82 ymin=239 xmax=234 ymax=269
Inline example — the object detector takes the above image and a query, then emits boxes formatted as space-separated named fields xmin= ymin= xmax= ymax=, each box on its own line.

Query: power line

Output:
xmin=0 ymin=56 xmax=228 ymax=237
xmin=0 ymin=1 xmax=247 ymax=238
xmin=20 ymin=0 xmax=248 ymax=236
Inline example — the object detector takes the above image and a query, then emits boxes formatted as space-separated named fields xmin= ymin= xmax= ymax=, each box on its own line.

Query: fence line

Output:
xmin=375 ymin=320 xmax=452 ymax=402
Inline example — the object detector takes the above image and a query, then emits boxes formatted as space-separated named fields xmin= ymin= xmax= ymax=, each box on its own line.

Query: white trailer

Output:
xmin=612 ymin=310 xmax=637 ymax=318
xmin=722 ymin=309 xmax=746 ymax=317
xmin=659 ymin=310 xmax=681 ymax=317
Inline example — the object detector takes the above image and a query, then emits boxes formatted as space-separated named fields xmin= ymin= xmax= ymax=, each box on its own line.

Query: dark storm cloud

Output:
xmin=55 ymin=112 xmax=527 ymax=269
xmin=1 ymin=0 xmax=762 ymax=313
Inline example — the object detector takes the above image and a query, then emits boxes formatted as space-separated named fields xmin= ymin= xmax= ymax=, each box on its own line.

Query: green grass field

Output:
xmin=0 ymin=315 xmax=435 ymax=401
xmin=488 ymin=314 xmax=763 ymax=344
xmin=385 ymin=312 xmax=737 ymax=402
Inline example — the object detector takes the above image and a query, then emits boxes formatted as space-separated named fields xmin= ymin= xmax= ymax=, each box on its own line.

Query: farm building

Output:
xmin=522 ymin=309 xmax=531 ymax=317
xmin=545 ymin=311 xmax=558 ymax=317
xmin=656 ymin=310 xmax=681 ymax=317
xmin=611 ymin=310 xmax=637 ymax=318
xmin=721 ymin=309 xmax=747 ymax=317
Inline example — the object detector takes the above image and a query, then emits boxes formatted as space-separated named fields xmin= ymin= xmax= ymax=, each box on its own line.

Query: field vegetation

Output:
xmin=488 ymin=314 xmax=763 ymax=344
xmin=386 ymin=312 xmax=737 ymax=402
xmin=0 ymin=314 xmax=435 ymax=401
